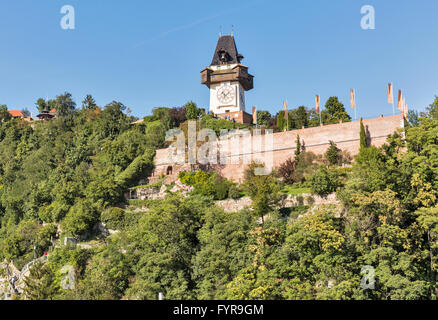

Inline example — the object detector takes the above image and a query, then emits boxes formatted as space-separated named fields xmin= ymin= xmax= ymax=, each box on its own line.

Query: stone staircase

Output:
xmin=0 ymin=255 xmax=49 ymax=299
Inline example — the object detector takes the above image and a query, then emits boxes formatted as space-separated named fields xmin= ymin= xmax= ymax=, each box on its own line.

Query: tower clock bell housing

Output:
xmin=201 ymin=35 xmax=254 ymax=118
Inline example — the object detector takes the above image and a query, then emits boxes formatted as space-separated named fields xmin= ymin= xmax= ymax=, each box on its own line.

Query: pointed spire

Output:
xmin=210 ymin=34 xmax=240 ymax=66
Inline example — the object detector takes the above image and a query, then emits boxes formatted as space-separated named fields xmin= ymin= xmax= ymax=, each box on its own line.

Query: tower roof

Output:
xmin=210 ymin=35 xmax=244 ymax=66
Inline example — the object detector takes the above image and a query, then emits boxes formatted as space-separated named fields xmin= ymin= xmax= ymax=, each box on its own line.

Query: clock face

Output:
xmin=217 ymin=84 xmax=235 ymax=105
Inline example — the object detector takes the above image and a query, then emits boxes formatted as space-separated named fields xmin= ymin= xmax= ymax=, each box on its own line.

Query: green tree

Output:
xmin=256 ymin=110 xmax=272 ymax=126
xmin=291 ymin=106 xmax=308 ymax=129
xmin=322 ymin=97 xmax=351 ymax=124
xmin=148 ymin=107 xmax=172 ymax=130
xmin=124 ymin=195 xmax=205 ymax=300
xmin=72 ymin=245 xmax=131 ymax=300
xmin=101 ymin=207 xmax=125 ymax=230
xmin=295 ymin=135 xmax=301 ymax=158
xmin=415 ymin=207 xmax=438 ymax=297
xmin=360 ymin=118 xmax=367 ymax=149
xmin=82 ymin=94 xmax=97 ymax=110
xmin=54 ymin=92 xmax=76 ymax=117
xmin=308 ymin=109 xmax=321 ymax=128
xmin=193 ymin=207 xmax=254 ymax=299
xmin=243 ymin=163 xmax=284 ymax=223
xmin=0 ymin=105 xmax=11 ymax=122
xmin=185 ymin=101 xmax=200 ymax=120
xmin=97 ymin=101 xmax=129 ymax=138
xmin=426 ymin=96 xmax=438 ymax=119
xmin=35 ymin=98 xmax=49 ymax=113
xmin=61 ymin=199 xmax=98 ymax=237
xmin=23 ymin=260 xmax=58 ymax=300
xmin=21 ymin=108 xmax=31 ymax=117
xmin=281 ymin=207 xmax=361 ymax=300
xmin=276 ymin=111 xmax=286 ymax=131
xmin=310 ymin=166 xmax=340 ymax=196
xmin=325 ymin=141 xmax=341 ymax=166
xmin=407 ymin=110 xmax=420 ymax=127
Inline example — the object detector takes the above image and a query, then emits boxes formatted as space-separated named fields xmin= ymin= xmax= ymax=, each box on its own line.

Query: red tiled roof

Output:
xmin=8 ymin=110 xmax=24 ymax=117
xmin=49 ymin=109 xmax=57 ymax=113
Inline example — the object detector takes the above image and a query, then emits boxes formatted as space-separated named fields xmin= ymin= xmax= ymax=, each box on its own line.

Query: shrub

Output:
xmin=101 ymin=207 xmax=125 ymax=230
xmin=310 ymin=166 xmax=341 ymax=197
xmin=214 ymin=177 xmax=229 ymax=200
xmin=279 ymin=152 xmax=320 ymax=184
xmin=38 ymin=223 xmax=57 ymax=246
xmin=278 ymin=158 xmax=295 ymax=184
xmin=228 ymin=184 xmax=242 ymax=200
xmin=38 ymin=201 xmax=70 ymax=223
xmin=306 ymin=195 xmax=315 ymax=205
xmin=179 ymin=171 xmax=193 ymax=185
xmin=179 ymin=170 xmax=233 ymax=200
xmin=61 ymin=199 xmax=98 ymax=237
xmin=1 ymin=220 xmax=56 ymax=268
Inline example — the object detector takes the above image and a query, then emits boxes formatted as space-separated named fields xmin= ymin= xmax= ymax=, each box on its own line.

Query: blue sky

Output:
xmin=0 ymin=0 xmax=437 ymax=119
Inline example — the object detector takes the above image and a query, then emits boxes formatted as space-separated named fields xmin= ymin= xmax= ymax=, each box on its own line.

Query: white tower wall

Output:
xmin=209 ymin=82 xmax=245 ymax=114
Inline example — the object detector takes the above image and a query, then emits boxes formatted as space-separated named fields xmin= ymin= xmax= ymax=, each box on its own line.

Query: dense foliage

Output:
xmin=0 ymin=95 xmax=158 ymax=269
xmin=2 ymin=94 xmax=438 ymax=301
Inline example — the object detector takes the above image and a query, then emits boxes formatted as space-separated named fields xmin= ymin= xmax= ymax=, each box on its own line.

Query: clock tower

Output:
xmin=201 ymin=35 xmax=254 ymax=123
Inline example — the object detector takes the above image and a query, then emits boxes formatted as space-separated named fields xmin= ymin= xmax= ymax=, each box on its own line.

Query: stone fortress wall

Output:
xmin=149 ymin=114 xmax=405 ymax=184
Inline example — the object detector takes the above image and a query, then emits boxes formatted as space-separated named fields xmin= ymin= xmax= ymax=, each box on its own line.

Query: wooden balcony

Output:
xmin=201 ymin=65 xmax=253 ymax=91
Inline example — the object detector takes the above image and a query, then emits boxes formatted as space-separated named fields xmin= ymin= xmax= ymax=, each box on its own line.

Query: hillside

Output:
xmin=1 ymin=95 xmax=438 ymax=300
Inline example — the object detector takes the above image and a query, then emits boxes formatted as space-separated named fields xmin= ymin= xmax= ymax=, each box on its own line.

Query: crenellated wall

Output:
xmin=149 ymin=114 xmax=404 ymax=184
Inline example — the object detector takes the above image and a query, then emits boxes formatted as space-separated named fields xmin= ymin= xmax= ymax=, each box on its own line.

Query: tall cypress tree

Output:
xmin=360 ymin=118 xmax=367 ymax=149
xmin=277 ymin=111 xmax=286 ymax=131
xmin=295 ymin=135 xmax=301 ymax=158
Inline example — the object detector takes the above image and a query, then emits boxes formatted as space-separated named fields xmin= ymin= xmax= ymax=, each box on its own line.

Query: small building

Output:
xmin=8 ymin=110 xmax=24 ymax=119
xmin=36 ymin=108 xmax=54 ymax=120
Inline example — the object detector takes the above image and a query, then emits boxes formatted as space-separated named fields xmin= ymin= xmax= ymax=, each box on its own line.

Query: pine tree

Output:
xmin=82 ymin=94 xmax=97 ymax=110
xmin=325 ymin=141 xmax=341 ymax=166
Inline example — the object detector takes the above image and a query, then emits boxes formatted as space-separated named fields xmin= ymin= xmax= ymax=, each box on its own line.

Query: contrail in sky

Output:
xmin=131 ymin=0 xmax=264 ymax=49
